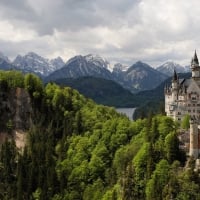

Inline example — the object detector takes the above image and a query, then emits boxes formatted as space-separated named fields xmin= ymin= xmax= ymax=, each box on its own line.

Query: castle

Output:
xmin=165 ymin=51 xmax=200 ymax=159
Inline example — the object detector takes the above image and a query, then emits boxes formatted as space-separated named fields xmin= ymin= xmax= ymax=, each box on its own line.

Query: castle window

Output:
xmin=197 ymin=104 xmax=200 ymax=106
xmin=188 ymin=104 xmax=191 ymax=106
xmin=188 ymin=110 xmax=191 ymax=112
xmin=169 ymin=105 xmax=174 ymax=111
xmin=179 ymin=96 xmax=184 ymax=100
xmin=178 ymin=112 xmax=181 ymax=115
xmin=193 ymin=109 xmax=195 ymax=112
xmin=191 ymin=94 xmax=197 ymax=101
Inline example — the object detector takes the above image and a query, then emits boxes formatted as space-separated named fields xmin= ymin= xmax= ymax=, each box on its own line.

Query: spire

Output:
xmin=191 ymin=50 xmax=199 ymax=66
xmin=172 ymin=69 xmax=178 ymax=81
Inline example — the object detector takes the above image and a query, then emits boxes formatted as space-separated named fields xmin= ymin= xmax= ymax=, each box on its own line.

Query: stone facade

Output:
xmin=165 ymin=51 xmax=200 ymax=123
xmin=165 ymin=51 xmax=200 ymax=159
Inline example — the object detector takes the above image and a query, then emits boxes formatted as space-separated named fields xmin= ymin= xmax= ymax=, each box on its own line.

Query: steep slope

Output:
xmin=156 ymin=61 xmax=190 ymax=76
xmin=13 ymin=52 xmax=64 ymax=76
xmin=54 ymin=77 xmax=139 ymax=107
xmin=0 ymin=52 xmax=10 ymax=63
xmin=121 ymin=61 xmax=168 ymax=92
xmin=47 ymin=59 xmax=168 ymax=93
xmin=46 ymin=54 xmax=112 ymax=81
xmin=112 ymin=63 xmax=128 ymax=82
xmin=0 ymin=70 xmax=189 ymax=200
xmin=0 ymin=58 xmax=16 ymax=70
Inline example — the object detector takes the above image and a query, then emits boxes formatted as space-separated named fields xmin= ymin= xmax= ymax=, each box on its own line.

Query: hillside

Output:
xmin=120 ymin=61 xmax=168 ymax=92
xmin=53 ymin=73 xmax=191 ymax=112
xmin=54 ymin=77 xmax=140 ymax=107
xmin=46 ymin=54 xmax=112 ymax=81
xmin=1 ymin=70 xmax=199 ymax=200
xmin=156 ymin=61 xmax=190 ymax=76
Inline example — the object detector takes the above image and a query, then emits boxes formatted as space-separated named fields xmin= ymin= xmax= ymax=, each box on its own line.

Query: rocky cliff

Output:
xmin=0 ymin=87 xmax=32 ymax=148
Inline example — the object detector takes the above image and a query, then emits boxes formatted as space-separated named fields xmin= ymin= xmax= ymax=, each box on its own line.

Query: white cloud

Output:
xmin=0 ymin=0 xmax=200 ymax=67
xmin=0 ymin=20 xmax=36 ymax=42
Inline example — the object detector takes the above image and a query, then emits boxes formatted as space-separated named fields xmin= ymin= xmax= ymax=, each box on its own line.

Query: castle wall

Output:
xmin=189 ymin=122 xmax=199 ymax=159
xmin=165 ymin=52 xmax=200 ymax=159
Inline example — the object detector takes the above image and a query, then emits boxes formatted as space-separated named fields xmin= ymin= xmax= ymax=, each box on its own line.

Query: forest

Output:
xmin=0 ymin=70 xmax=199 ymax=200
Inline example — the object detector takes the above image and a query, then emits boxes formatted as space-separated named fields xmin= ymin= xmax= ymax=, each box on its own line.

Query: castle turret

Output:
xmin=191 ymin=50 xmax=200 ymax=79
xmin=189 ymin=119 xmax=199 ymax=159
xmin=171 ymin=69 xmax=178 ymax=101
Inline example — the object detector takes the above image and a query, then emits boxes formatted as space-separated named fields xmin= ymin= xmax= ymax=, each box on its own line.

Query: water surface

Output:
xmin=116 ymin=108 xmax=136 ymax=120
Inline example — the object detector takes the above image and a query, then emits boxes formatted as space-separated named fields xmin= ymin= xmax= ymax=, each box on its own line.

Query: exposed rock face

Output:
xmin=0 ymin=88 xmax=32 ymax=130
xmin=13 ymin=88 xmax=32 ymax=130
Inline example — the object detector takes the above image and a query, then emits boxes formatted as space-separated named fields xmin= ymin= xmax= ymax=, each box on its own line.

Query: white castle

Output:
xmin=165 ymin=51 xmax=200 ymax=159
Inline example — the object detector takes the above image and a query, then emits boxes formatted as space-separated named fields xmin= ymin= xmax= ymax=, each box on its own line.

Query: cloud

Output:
xmin=0 ymin=0 xmax=200 ymax=67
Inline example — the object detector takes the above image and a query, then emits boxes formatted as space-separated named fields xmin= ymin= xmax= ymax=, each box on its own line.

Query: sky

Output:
xmin=0 ymin=0 xmax=200 ymax=67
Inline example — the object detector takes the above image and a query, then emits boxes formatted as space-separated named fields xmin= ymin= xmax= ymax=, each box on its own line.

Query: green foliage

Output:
xmin=146 ymin=159 xmax=170 ymax=200
xmin=24 ymin=73 xmax=43 ymax=99
xmin=181 ymin=114 xmax=190 ymax=130
xmin=6 ymin=119 xmax=13 ymax=133
xmin=164 ymin=132 xmax=180 ymax=164
xmin=0 ymin=71 xmax=192 ymax=199
xmin=0 ymin=70 xmax=24 ymax=89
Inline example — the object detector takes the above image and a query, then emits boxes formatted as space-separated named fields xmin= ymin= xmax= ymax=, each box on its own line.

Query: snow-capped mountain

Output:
xmin=47 ymin=57 xmax=168 ymax=93
xmin=112 ymin=63 xmax=128 ymax=83
xmin=0 ymin=52 xmax=15 ymax=70
xmin=156 ymin=61 xmax=190 ymax=76
xmin=50 ymin=57 xmax=65 ymax=69
xmin=0 ymin=52 xmax=10 ymax=63
xmin=113 ymin=63 xmax=129 ymax=72
xmin=84 ymin=54 xmax=110 ymax=69
xmin=120 ymin=61 xmax=168 ymax=92
xmin=13 ymin=52 xmax=65 ymax=76
xmin=46 ymin=54 xmax=113 ymax=81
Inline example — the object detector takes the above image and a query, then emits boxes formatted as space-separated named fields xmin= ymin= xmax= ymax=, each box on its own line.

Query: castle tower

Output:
xmin=189 ymin=119 xmax=199 ymax=159
xmin=191 ymin=50 xmax=200 ymax=79
xmin=171 ymin=69 xmax=178 ymax=101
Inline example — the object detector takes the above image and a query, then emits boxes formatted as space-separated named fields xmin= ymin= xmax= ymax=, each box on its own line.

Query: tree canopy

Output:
xmin=0 ymin=70 xmax=196 ymax=200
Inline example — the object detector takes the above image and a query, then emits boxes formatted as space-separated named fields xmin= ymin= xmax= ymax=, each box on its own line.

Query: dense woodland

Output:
xmin=0 ymin=70 xmax=199 ymax=199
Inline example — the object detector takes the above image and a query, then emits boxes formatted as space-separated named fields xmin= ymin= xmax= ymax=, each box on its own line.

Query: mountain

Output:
xmin=0 ymin=52 xmax=15 ymax=70
xmin=0 ymin=51 xmax=174 ymax=93
xmin=118 ymin=61 xmax=168 ymax=93
xmin=54 ymin=76 xmax=140 ymax=107
xmin=49 ymin=56 xmax=65 ymax=69
xmin=0 ymin=58 xmax=16 ymax=71
xmin=112 ymin=63 xmax=129 ymax=72
xmin=46 ymin=57 xmax=168 ymax=93
xmin=84 ymin=54 xmax=110 ymax=69
xmin=0 ymin=59 xmax=16 ymax=71
xmin=0 ymin=52 xmax=10 ymax=63
xmin=156 ymin=61 xmax=190 ymax=76
xmin=46 ymin=54 xmax=112 ymax=81
xmin=13 ymin=52 xmax=64 ymax=76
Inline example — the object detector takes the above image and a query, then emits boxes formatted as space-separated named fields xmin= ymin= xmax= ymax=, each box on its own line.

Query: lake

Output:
xmin=116 ymin=108 xmax=136 ymax=120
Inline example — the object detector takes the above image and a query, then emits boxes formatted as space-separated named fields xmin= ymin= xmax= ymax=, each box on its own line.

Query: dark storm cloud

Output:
xmin=0 ymin=0 xmax=140 ymax=35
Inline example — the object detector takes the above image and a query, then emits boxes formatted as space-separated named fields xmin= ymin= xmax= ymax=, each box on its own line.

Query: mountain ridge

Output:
xmin=0 ymin=51 xmax=191 ymax=93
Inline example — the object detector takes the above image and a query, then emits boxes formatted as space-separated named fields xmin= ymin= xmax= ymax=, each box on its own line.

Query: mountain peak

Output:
xmin=84 ymin=54 xmax=110 ymax=69
xmin=113 ymin=63 xmax=129 ymax=72
xmin=0 ymin=52 xmax=10 ymax=63
xmin=156 ymin=61 xmax=190 ymax=76
xmin=13 ymin=52 xmax=64 ymax=76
